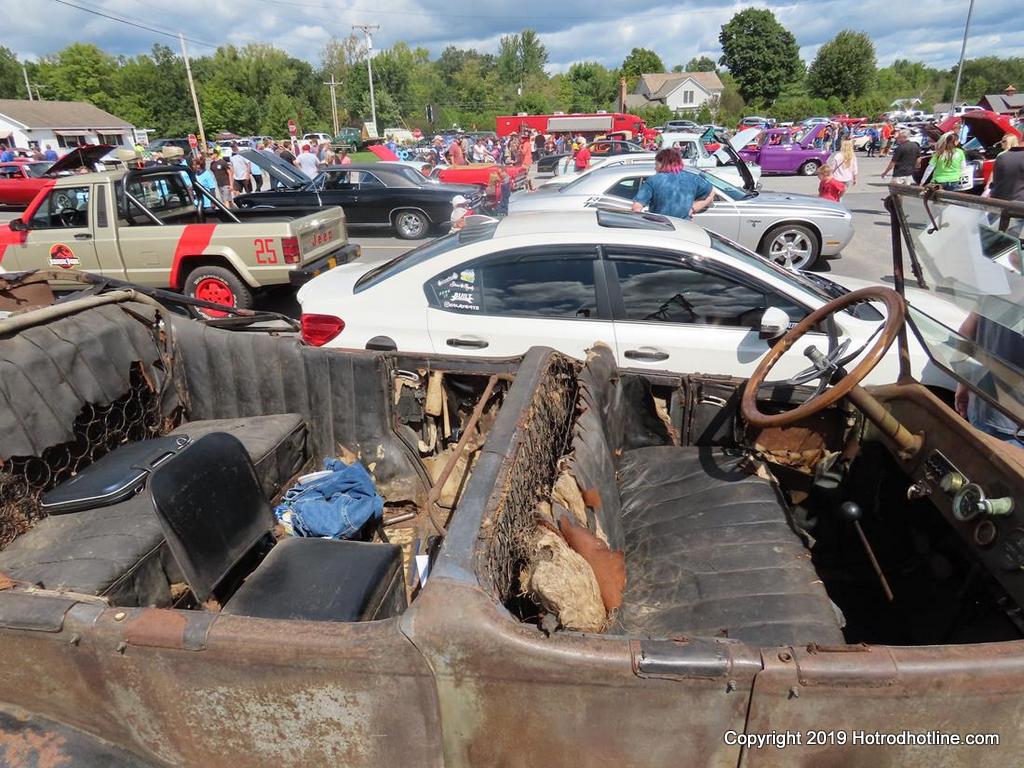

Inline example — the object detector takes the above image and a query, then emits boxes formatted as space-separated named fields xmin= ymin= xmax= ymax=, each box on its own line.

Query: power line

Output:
xmin=50 ymin=0 xmax=219 ymax=49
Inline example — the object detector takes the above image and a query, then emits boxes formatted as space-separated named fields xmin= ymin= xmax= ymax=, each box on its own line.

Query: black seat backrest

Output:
xmin=150 ymin=432 xmax=273 ymax=601
xmin=566 ymin=345 xmax=673 ymax=550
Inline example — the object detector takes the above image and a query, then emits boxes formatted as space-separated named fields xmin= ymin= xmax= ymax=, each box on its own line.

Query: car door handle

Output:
xmin=446 ymin=337 xmax=489 ymax=349
xmin=624 ymin=348 xmax=669 ymax=362
xmin=74 ymin=233 xmax=92 ymax=240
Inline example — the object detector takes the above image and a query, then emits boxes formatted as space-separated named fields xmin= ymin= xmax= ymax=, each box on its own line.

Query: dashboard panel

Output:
xmin=869 ymin=383 xmax=1024 ymax=607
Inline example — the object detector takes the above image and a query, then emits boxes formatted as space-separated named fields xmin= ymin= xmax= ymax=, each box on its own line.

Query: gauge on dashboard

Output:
xmin=1001 ymin=528 xmax=1024 ymax=571
xmin=974 ymin=520 xmax=998 ymax=548
xmin=953 ymin=483 xmax=987 ymax=522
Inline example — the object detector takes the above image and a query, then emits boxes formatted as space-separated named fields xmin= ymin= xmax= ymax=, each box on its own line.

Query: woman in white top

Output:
xmin=826 ymin=139 xmax=858 ymax=190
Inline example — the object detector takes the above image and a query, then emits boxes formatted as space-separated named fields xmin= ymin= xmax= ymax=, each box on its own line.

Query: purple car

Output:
xmin=737 ymin=124 xmax=833 ymax=176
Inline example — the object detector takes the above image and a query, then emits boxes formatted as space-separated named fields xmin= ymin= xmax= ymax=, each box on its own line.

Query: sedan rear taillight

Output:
xmin=282 ymin=236 xmax=300 ymax=264
xmin=301 ymin=313 xmax=344 ymax=346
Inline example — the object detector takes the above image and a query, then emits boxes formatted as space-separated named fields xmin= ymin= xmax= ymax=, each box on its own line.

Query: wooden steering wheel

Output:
xmin=741 ymin=286 xmax=906 ymax=429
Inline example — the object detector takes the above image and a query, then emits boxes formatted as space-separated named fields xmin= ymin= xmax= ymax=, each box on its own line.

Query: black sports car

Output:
xmin=234 ymin=153 xmax=485 ymax=239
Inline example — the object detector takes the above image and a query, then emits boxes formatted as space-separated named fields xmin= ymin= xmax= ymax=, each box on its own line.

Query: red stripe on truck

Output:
xmin=0 ymin=179 xmax=55 ymax=264
xmin=169 ymin=223 xmax=218 ymax=288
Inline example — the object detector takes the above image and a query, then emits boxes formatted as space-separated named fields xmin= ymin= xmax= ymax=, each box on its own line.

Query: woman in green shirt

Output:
xmin=927 ymin=131 xmax=966 ymax=190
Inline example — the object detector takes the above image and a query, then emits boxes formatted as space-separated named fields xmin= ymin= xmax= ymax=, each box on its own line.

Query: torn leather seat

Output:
xmin=170 ymin=414 xmax=308 ymax=498
xmin=567 ymin=345 xmax=843 ymax=647
xmin=615 ymin=445 xmax=844 ymax=646
xmin=0 ymin=492 xmax=172 ymax=607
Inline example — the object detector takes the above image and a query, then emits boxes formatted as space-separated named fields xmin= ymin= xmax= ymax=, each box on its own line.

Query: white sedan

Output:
xmin=298 ymin=210 xmax=964 ymax=393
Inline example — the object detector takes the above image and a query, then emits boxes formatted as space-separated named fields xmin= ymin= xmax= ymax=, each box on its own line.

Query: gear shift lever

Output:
xmin=840 ymin=501 xmax=895 ymax=602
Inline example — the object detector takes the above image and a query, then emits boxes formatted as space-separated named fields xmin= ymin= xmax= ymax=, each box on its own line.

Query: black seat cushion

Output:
xmin=615 ymin=445 xmax=844 ymax=647
xmin=170 ymin=414 xmax=307 ymax=499
xmin=150 ymin=432 xmax=274 ymax=602
xmin=223 ymin=537 xmax=407 ymax=622
xmin=0 ymin=492 xmax=171 ymax=607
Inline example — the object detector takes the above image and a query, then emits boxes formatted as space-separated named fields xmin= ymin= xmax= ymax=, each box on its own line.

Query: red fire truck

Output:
xmin=495 ymin=112 xmax=647 ymax=139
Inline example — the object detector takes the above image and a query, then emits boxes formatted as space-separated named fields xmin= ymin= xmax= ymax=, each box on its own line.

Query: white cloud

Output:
xmin=8 ymin=0 xmax=1022 ymax=76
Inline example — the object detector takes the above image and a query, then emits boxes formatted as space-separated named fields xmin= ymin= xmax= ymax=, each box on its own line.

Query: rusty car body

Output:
xmin=2 ymin=185 xmax=1024 ymax=767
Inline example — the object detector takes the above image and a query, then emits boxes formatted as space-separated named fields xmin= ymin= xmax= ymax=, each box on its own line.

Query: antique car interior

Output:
xmin=484 ymin=247 xmax=1024 ymax=649
xmin=0 ymin=294 xmax=508 ymax=620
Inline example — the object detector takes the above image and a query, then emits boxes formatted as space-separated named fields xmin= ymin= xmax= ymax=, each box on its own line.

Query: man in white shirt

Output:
xmin=228 ymin=143 xmax=252 ymax=194
xmin=295 ymin=144 xmax=320 ymax=179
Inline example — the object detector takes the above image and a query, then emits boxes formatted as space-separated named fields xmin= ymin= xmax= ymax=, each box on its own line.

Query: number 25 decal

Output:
xmin=254 ymin=238 xmax=278 ymax=264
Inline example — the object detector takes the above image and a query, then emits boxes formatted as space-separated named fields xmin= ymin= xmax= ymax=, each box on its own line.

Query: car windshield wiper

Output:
xmin=799 ymin=271 xmax=847 ymax=300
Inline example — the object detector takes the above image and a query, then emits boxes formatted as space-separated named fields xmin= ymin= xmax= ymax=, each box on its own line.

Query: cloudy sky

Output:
xmin=10 ymin=0 xmax=1020 ymax=73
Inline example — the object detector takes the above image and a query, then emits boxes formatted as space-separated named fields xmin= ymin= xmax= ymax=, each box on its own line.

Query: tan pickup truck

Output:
xmin=0 ymin=165 xmax=359 ymax=312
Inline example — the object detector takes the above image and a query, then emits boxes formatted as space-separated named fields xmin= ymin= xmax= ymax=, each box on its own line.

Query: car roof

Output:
xmin=491 ymin=210 xmax=711 ymax=248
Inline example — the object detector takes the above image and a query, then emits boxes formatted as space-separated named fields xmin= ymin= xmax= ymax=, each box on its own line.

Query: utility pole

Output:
xmin=22 ymin=65 xmax=33 ymax=101
xmin=179 ymin=33 xmax=207 ymax=150
xmin=353 ymin=24 xmax=380 ymax=137
xmin=324 ymin=76 xmax=340 ymax=136
xmin=951 ymin=0 xmax=976 ymax=108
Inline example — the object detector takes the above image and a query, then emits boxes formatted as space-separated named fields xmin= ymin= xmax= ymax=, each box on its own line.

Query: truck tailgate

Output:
xmin=291 ymin=208 xmax=347 ymax=263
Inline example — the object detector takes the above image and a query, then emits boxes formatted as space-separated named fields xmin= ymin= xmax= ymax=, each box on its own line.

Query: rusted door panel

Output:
xmin=741 ymin=644 xmax=1024 ymax=766
xmin=0 ymin=606 xmax=443 ymax=767
xmin=407 ymin=583 xmax=761 ymax=768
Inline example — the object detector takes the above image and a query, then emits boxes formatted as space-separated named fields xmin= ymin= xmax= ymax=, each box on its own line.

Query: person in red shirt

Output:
xmin=574 ymin=139 xmax=591 ymax=171
xmin=817 ymin=164 xmax=845 ymax=202
xmin=447 ymin=138 xmax=466 ymax=166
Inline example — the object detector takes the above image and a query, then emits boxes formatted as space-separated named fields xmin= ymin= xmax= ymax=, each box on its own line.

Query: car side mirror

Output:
xmin=8 ymin=218 xmax=27 ymax=231
xmin=758 ymin=306 xmax=791 ymax=340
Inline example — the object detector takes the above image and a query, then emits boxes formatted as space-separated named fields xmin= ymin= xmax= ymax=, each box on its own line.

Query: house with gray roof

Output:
xmin=623 ymin=72 xmax=724 ymax=114
xmin=0 ymin=99 xmax=144 ymax=153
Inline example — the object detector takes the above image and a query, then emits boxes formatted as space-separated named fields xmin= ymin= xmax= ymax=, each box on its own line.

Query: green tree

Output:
xmin=621 ymin=47 xmax=665 ymax=84
xmin=36 ymin=44 xmax=118 ymax=110
xmin=719 ymin=9 xmax=803 ymax=104
xmin=497 ymin=29 xmax=549 ymax=86
xmin=807 ymin=30 xmax=877 ymax=100
xmin=563 ymin=62 xmax=617 ymax=112
xmin=0 ymin=48 xmax=25 ymax=99
xmin=685 ymin=56 xmax=717 ymax=73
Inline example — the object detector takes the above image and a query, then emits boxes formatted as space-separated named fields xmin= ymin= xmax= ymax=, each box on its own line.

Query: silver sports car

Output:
xmin=508 ymin=163 xmax=854 ymax=270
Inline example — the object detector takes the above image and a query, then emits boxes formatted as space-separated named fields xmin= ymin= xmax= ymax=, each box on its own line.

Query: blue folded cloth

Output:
xmin=274 ymin=458 xmax=383 ymax=539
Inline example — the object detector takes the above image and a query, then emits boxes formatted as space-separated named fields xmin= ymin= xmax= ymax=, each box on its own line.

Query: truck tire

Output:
xmin=392 ymin=209 xmax=429 ymax=239
xmin=798 ymin=159 xmax=821 ymax=176
xmin=184 ymin=265 xmax=253 ymax=317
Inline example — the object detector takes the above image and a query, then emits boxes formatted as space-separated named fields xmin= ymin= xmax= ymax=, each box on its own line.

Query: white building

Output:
xmin=0 ymin=99 xmax=144 ymax=154
xmin=624 ymin=72 xmax=724 ymax=115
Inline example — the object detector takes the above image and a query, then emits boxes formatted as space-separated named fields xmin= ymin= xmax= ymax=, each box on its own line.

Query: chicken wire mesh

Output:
xmin=0 ymin=364 xmax=163 ymax=549
xmin=482 ymin=355 xmax=578 ymax=604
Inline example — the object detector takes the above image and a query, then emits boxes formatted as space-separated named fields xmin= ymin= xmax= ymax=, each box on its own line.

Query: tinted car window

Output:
xmin=605 ymin=176 xmax=644 ymax=200
xmin=613 ymin=258 xmax=805 ymax=327
xmin=427 ymin=256 xmax=598 ymax=318
xmin=483 ymin=258 xmax=597 ymax=318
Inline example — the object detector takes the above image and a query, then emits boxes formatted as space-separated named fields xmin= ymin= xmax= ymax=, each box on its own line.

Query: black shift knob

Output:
xmin=839 ymin=501 xmax=863 ymax=523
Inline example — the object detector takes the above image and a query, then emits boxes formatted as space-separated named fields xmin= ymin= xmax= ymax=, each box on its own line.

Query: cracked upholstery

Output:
xmin=0 ymin=492 xmax=171 ymax=606
xmin=614 ymin=445 xmax=845 ymax=646
xmin=570 ymin=346 xmax=843 ymax=646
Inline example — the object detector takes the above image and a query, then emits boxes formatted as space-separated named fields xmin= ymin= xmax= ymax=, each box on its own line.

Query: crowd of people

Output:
xmin=186 ymin=137 xmax=353 ymax=206
xmin=424 ymin=129 xmax=612 ymax=169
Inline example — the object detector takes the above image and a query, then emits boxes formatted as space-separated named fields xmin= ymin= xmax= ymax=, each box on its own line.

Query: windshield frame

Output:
xmin=890 ymin=183 xmax=1024 ymax=431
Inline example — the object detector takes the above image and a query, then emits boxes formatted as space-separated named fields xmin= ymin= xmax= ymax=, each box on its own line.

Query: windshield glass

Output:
xmin=24 ymin=163 xmax=52 ymax=178
xmin=703 ymin=172 xmax=752 ymax=201
xmin=895 ymin=188 xmax=1024 ymax=432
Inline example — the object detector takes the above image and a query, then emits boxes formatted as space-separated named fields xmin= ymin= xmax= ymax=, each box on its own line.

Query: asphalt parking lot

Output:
xmin=0 ymin=155 xmax=898 ymax=317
